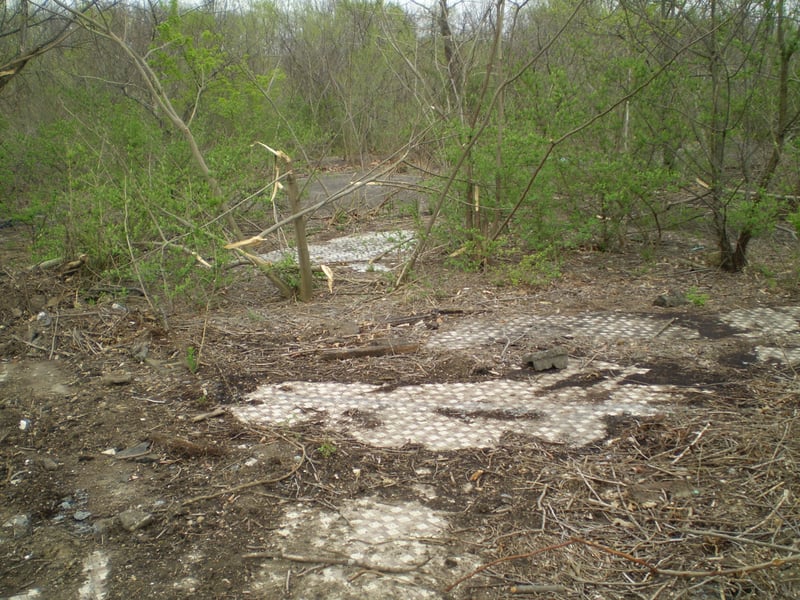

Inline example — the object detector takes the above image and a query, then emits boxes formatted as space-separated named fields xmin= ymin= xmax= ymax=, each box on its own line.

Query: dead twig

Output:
xmin=652 ymin=317 xmax=676 ymax=339
xmin=10 ymin=333 xmax=51 ymax=353
xmin=444 ymin=538 xmax=580 ymax=592
xmin=446 ymin=536 xmax=800 ymax=592
xmin=182 ymin=431 xmax=307 ymax=507
xmin=653 ymin=555 xmax=800 ymax=578
xmin=679 ymin=528 xmax=799 ymax=553
xmin=191 ymin=407 xmax=226 ymax=423
xmin=509 ymin=584 xmax=569 ymax=594
xmin=671 ymin=422 xmax=711 ymax=464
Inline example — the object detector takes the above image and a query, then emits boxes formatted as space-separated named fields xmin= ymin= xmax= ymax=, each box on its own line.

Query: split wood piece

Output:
xmin=192 ymin=407 xmax=226 ymax=423
xmin=28 ymin=254 xmax=86 ymax=273
xmin=319 ymin=341 xmax=420 ymax=361
xmin=100 ymin=372 xmax=133 ymax=386
xmin=149 ymin=433 xmax=226 ymax=458
xmin=385 ymin=309 xmax=467 ymax=327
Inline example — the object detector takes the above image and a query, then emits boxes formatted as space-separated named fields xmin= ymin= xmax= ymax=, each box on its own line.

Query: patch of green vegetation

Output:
xmin=186 ymin=346 xmax=199 ymax=374
xmin=489 ymin=246 xmax=562 ymax=288
xmin=686 ymin=287 xmax=710 ymax=307
xmin=317 ymin=441 xmax=337 ymax=458
xmin=274 ymin=253 xmax=301 ymax=292
xmin=750 ymin=263 xmax=778 ymax=290
xmin=247 ymin=309 xmax=267 ymax=322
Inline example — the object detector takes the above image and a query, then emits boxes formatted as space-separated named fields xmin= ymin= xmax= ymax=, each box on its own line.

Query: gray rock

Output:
xmin=173 ymin=577 xmax=200 ymax=593
xmin=118 ymin=509 xmax=153 ymax=532
xmin=654 ymin=290 xmax=689 ymax=307
xmin=93 ymin=517 xmax=119 ymax=540
xmin=3 ymin=514 xmax=33 ymax=539
xmin=113 ymin=441 xmax=152 ymax=459
xmin=39 ymin=457 xmax=60 ymax=471
xmin=523 ymin=347 xmax=569 ymax=371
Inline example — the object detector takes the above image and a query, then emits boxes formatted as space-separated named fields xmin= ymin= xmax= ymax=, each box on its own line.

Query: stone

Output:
xmin=92 ymin=517 xmax=120 ymax=541
xmin=3 ymin=514 xmax=33 ymax=539
xmin=523 ymin=347 xmax=569 ymax=371
xmin=100 ymin=372 xmax=133 ymax=386
xmin=118 ymin=509 xmax=153 ymax=532
xmin=113 ymin=441 xmax=152 ymax=459
xmin=39 ymin=456 xmax=60 ymax=471
xmin=654 ymin=290 xmax=689 ymax=307
xmin=173 ymin=577 xmax=200 ymax=593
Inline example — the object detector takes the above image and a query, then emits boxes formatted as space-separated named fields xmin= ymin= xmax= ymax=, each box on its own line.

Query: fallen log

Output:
xmin=319 ymin=341 xmax=419 ymax=360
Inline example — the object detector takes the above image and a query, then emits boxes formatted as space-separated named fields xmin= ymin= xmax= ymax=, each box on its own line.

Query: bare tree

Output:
xmin=731 ymin=0 xmax=800 ymax=269
xmin=0 ymin=0 xmax=98 ymax=94
xmin=49 ymin=0 xmax=245 ymax=240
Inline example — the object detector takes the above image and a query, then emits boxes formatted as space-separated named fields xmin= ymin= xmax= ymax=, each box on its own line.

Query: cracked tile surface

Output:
xmin=260 ymin=230 xmax=415 ymax=272
xmin=234 ymin=306 xmax=800 ymax=452
xmin=248 ymin=497 xmax=463 ymax=599
xmin=426 ymin=312 xmax=700 ymax=350
xmin=233 ymin=362 xmax=672 ymax=450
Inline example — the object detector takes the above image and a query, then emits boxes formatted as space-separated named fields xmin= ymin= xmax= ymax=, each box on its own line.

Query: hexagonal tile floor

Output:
xmin=233 ymin=305 xmax=800 ymax=454
xmin=233 ymin=361 xmax=677 ymax=450
xmin=426 ymin=312 xmax=700 ymax=350
xmin=248 ymin=496 xmax=473 ymax=599
xmin=260 ymin=229 xmax=415 ymax=272
xmin=720 ymin=306 xmax=800 ymax=338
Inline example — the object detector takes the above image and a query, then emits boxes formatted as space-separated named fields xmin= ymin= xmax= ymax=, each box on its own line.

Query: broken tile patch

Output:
xmin=248 ymin=497 xmax=477 ymax=600
xmin=260 ymin=230 xmax=415 ymax=272
xmin=233 ymin=362 xmax=672 ymax=450
xmin=755 ymin=345 xmax=800 ymax=365
xmin=427 ymin=307 xmax=800 ymax=366
xmin=719 ymin=306 xmax=800 ymax=338
xmin=426 ymin=313 xmax=700 ymax=350
xmin=233 ymin=307 xmax=800 ymax=453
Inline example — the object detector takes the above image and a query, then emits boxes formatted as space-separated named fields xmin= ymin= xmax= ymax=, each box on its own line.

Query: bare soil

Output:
xmin=2 ymin=210 xmax=800 ymax=599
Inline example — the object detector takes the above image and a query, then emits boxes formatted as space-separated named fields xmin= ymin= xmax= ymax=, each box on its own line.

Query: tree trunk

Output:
xmin=732 ymin=0 xmax=794 ymax=269
xmin=438 ymin=0 xmax=461 ymax=112
xmin=707 ymin=0 xmax=739 ymax=272
xmin=282 ymin=158 xmax=314 ymax=302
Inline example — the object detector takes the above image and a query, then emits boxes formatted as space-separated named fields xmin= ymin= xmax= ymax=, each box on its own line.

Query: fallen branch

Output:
xmin=652 ymin=317 xmax=677 ymax=339
xmin=182 ymin=432 xmax=307 ymax=507
xmin=233 ymin=248 xmax=294 ymax=299
xmin=446 ymin=536 xmax=800 ymax=592
xmin=191 ymin=407 xmax=226 ymax=423
xmin=445 ymin=538 xmax=580 ymax=592
xmin=679 ymin=528 xmax=800 ymax=553
xmin=319 ymin=341 xmax=419 ymax=361
xmin=10 ymin=334 xmax=52 ymax=353
xmin=510 ymin=584 xmax=569 ymax=594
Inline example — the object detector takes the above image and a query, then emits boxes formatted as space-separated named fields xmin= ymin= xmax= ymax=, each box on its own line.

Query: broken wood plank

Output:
xmin=319 ymin=341 xmax=419 ymax=360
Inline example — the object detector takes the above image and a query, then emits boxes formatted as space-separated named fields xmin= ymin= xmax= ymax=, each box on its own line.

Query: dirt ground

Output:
xmin=2 ymin=202 xmax=800 ymax=599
